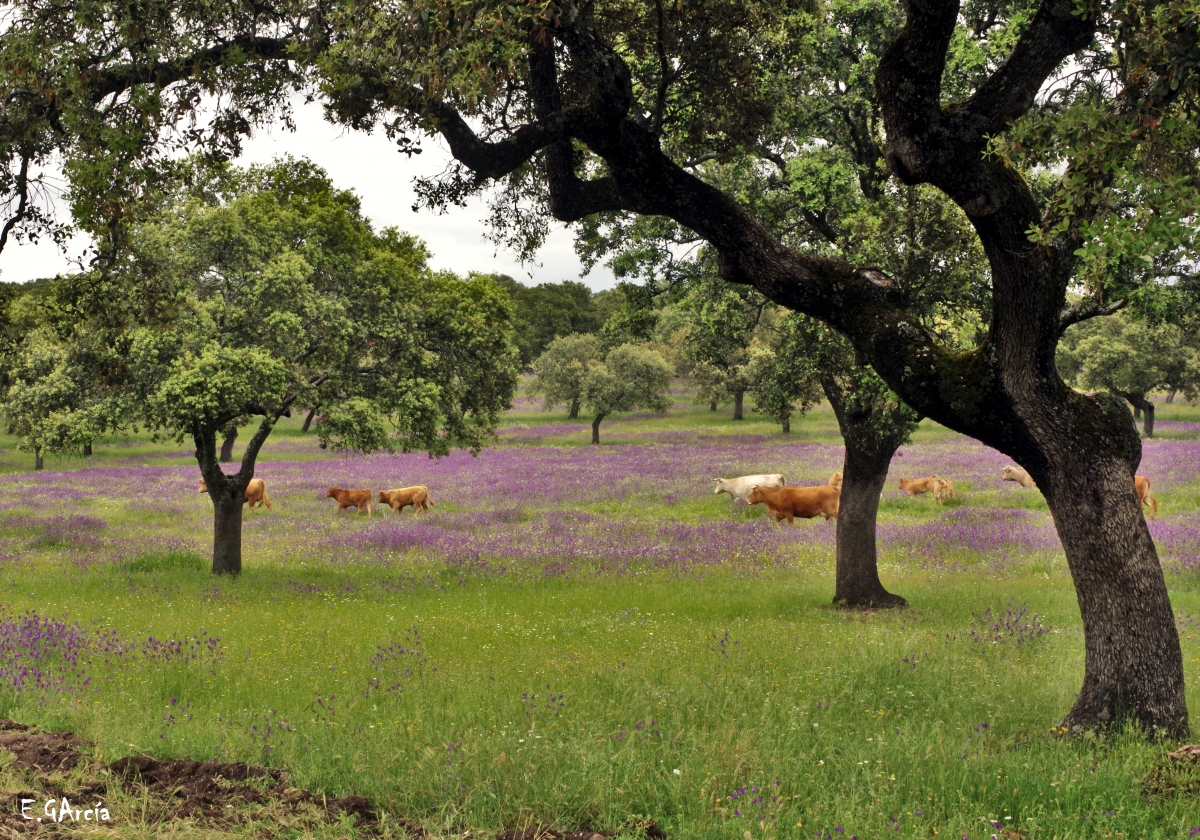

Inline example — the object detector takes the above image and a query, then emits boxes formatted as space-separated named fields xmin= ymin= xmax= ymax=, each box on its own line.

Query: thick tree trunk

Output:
xmin=732 ymin=389 xmax=745 ymax=420
xmin=302 ymin=408 xmax=317 ymax=433
xmin=82 ymin=442 xmax=92 ymax=457
xmin=34 ymin=447 xmax=43 ymax=471
xmin=1166 ymin=388 xmax=1176 ymax=404
xmin=568 ymin=399 xmax=580 ymax=420
xmin=1143 ymin=402 xmax=1155 ymax=439
xmin=219 ymin=428 xmax=238 ymax=462
xmin=1132 ymin=404 xmax=1142 ymax=421
xmin=211 ymin=491 xmax=245 ymax=576
xmin=591 ymin=413 xmax=605 ymax=444
xmin=834 ymin=437 xmax=907 ymax=608
xmin=709 ymin=399 xmax=717 ymax=412
xmin=1039 ymin=439 xmax=1182 ymax=733
xmin=781 ymin=414 xmax=790 ymax=435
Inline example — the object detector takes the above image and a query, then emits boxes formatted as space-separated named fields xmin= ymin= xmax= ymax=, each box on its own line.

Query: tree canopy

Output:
xmin=40 ymin=157 xmax=519 ymax=573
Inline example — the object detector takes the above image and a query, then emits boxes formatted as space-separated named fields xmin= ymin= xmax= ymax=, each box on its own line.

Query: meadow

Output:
xmin=0 ymin=392 xmax=1199 ymax=838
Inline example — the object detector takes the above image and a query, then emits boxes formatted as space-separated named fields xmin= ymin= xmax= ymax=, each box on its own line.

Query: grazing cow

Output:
xmin=898 ymin=476 xmax=942 ymax=498
xmin=933 ymin=478 xmax=955 ymax=505
xmin=746 ymin=484 xmax=840 ymax=524
xmin=326 ymin=487 xmax=373 ymax=517
xmin=378 ymin=486 xmax=435 ymax=515
xmin=713 ymin=474 xmax=785 ymax=502
xmin=828 ymin=471 xmax=843 ymax=490
xmin=197 ymin=477 xmax=272 ymax=509
xmin=1001 ymin=465 xmax=1036 ymax=488
xmin=1135 ymin=475 xmax=1159 ymax=519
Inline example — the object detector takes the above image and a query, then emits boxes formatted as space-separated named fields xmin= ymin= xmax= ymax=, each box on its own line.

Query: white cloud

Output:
xmin=0 ymin=97 xmax=616 ymax=290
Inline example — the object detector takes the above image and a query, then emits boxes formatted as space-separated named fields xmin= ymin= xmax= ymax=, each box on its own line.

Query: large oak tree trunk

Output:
xmin=732 ymin=389 xmax=745 ymax=420
xmin=709 ymin=399 xmax=717 ymax=412
xmin=1038 ymin=429 xmax=1182 ymax=732
xmin=302 ymin=408 xmax=317 ymax=433
xmin=568 ymin=399 xmax=580 ymax=420
xmin=1166 ymin=388 xmax=1176 ymax=404
xmin=591 ymin=413 xmax=605 ymax=444
xmin=34 ymin=447 xmax=43 ymax=471
xmin=82 ymin=443 xmax=92 ymax=457
xmin=781 ymin=414 xmax=790 ymax=435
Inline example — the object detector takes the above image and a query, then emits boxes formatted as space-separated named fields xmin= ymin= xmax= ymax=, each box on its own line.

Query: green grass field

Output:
xmin=0 ymin=394 xmax=1198 ymax=838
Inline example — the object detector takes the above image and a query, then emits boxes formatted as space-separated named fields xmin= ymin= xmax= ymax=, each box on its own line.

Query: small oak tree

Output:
xmin=527 ymin=332 xmax=603 ymax=419
xmin=68 ymin=158 xmax=519 ymax=574
xmin=582 ymin=343 xmax=673 ymax=444
xmin=1058 ymin=314 xmax=1200 ymax=438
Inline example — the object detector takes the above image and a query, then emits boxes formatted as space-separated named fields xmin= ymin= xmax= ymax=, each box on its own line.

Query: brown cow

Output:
xmin=378 ymin=486 xmax=435 ymax=515
xmin=932 ymin=477 xmax=955 ymax=505
xmin=747 ymin=484 xmax=840 ymax=524
xmin=326 ymin=487 xmax=373 ymax=517
xmin=1135 ymin=475 xmax=1159 ymax=519
xmin=1001 ymin=465 xmax=1036 ymax=489
xmin=898 ymin=476 xmax=941 ymax=498
xmin=197 ymin=477 xmax=272 ymax=509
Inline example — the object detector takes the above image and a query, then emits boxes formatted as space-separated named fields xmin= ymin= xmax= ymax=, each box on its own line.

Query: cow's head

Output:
xmin=712 ymin=478 xmax=726 ymax=494
xmin=746 ymin=485 xmax=764 ymax=504
xmin=325 ymin=487 xmax=340 ymax=499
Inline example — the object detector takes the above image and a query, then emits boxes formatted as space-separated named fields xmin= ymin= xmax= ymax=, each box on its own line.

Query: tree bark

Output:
xmin=34 ymin=446 xmax=43 ymax=471
xmin=709 ymin=399 xmax=717 ymax=412
xmin=1040 ymin=431 xmax=1181 ymax=733
xmin=591 ymin=413 xmax=605 ymax=444
xmin=302 ymin=408 xmax=317 ymax=433
xmin=1133 ymin=404 xmax=1142 ymax=421
xmin=1166 ymin=388 xmax=1176 ymax=404
xmin=819 ymin=366 xmax=911 ymax=610
xmin=781 ymin=414 xmax=790 ymax=435
xmin=82 ymin=442 xmax=92 ymax=457
xmin=219 ymin=427 xmax=238 ymax=462
xmin=568 ymin=399 xmax=580 ymax=420
xmin=211 ymin=489 xmax=245 ymax=576
xmin=732 ymin=389 xmax=745 ymax=420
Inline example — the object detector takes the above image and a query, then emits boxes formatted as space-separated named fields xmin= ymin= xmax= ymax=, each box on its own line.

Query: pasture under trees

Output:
xmin=0 ymin=395 xmax=1197 ymax=837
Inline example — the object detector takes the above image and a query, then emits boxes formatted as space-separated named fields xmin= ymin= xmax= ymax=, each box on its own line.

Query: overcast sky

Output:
xmin=0 ymin=98 xmax=616 ymax=290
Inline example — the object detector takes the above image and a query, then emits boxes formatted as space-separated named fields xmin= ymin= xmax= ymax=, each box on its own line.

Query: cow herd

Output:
xmin=198 ymin=463 xmax=1159 ymax=526
xmin=713 ymin=465 xmax=1161 ymax=525
xmin=197 ymin=479 xmax=436 ymax=517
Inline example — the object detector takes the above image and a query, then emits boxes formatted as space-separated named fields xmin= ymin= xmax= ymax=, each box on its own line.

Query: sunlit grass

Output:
xmin=0 ymin=390 xmax=1195 ymax=836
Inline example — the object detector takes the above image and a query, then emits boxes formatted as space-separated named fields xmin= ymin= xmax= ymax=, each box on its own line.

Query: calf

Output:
xmin=898 ymin=476 xmax=941 ymax=498
xmin=828 ymin=472 xmax=842 ymax=490
xmin=378 ymin=485 xmax=435 ymax=515
xmin=326 ymin=487 xmax=373 ymax=517
xmin=746 ymin=484 xmax=840 ymax=524
xmin=1135 ymin=475 xmax=1159 ymax=519
xmin=1001 ymin=465 xmax=1036 ymax=488
xmin=713 ymin=474 xmax=785 ymax=502
xmin=197 ymin=477 xmax=272 ymax=509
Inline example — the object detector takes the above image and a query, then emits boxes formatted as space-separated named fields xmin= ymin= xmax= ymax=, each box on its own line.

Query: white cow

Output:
xmin=713 ymin=474 xmax=785 ymax=502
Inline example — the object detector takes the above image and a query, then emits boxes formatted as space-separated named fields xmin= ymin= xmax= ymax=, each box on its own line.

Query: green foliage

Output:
xmin=491 ymin=276 xmax=605 ymax=365
xmin=1058 ymin=312 xmax=1200 ymax=404
xmin=528 ymin=333 xmax=604 ymax=417
xmin=746 ymin=316 xmax=823 ymax=431
xmin=582 ymin=343 xmax=673 ymax=422
xmin=87 ymin=156 xmax=520 ymax=460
